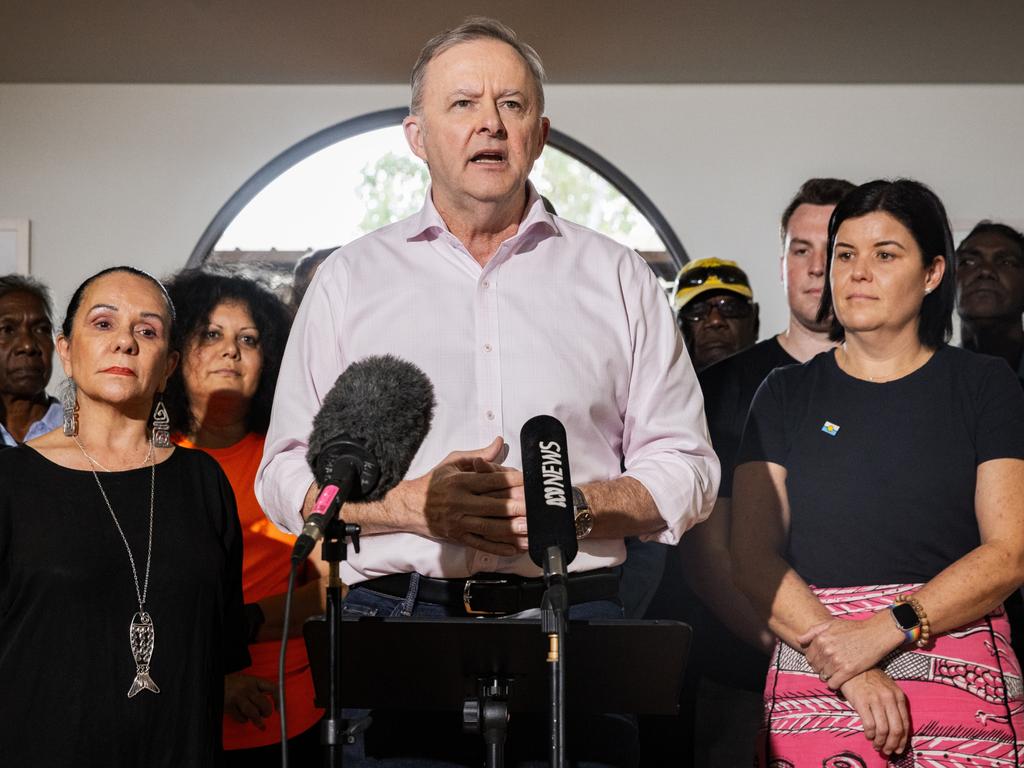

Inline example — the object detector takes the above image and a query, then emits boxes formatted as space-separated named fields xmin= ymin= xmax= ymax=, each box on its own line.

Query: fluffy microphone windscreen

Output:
xmin=307 ymin=355 xmax=435 ymax=501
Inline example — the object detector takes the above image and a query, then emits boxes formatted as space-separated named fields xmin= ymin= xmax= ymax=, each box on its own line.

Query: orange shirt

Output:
xmin=177 ymin=433 xmax=322 ymax=749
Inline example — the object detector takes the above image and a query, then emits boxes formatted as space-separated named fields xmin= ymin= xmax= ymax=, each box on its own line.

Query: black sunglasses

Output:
xmin=678 ymin=295 xmax=753 ymax=323
xmin=677 ymin=265 xmax=750 ymax=289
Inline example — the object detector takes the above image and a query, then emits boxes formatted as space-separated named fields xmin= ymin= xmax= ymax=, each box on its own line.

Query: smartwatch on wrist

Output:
xmin=890 ymin=602 xmax=921 ymax=643
xmin=572 ymin=486 xmax=594 ymax=540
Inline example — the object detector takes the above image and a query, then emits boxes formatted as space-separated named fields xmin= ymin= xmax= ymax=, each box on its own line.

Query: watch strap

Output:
xmin=572 ymin=486 xmax=594 ymax=540
xmin=572 ymin=485 xmax=589 ymax=513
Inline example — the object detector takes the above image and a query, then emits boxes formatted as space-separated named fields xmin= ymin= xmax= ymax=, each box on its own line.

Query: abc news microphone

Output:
xmin=521 ymin=414 xmax=578 ymax=767
xmin=291 ymin=355 xmax=435 ymax=563
xmin=521 ymin=414 xmax=579 ymax=579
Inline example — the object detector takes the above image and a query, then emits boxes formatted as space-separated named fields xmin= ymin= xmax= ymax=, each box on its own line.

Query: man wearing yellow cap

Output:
xmin=673 ymin=257 xmax=759 ymax=371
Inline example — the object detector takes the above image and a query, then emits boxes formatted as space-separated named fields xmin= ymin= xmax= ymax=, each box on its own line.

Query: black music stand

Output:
xmin=304 ymin=616 xmax=691 ymax=767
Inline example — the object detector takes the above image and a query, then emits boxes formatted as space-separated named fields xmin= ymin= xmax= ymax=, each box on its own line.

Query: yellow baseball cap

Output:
xmin=672 ymin=257 xmax=754 ymax=311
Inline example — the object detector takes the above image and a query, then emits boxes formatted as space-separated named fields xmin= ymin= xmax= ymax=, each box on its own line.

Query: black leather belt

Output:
xmin=351 ymin=568 xmax=620 ymax=616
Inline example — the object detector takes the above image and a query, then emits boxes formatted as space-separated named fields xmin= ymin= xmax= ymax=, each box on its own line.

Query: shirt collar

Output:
xmin=40 ymin=397 xmax=63 ymax=428
xmin=403 ymin=182 xmax=561 ymax=250
xmin=0 ymin=396 xmax=62 ymax=446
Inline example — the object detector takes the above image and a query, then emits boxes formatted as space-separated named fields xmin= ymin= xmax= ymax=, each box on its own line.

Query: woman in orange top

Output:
xmin=164 ymin=270 xmax=324 ymax=767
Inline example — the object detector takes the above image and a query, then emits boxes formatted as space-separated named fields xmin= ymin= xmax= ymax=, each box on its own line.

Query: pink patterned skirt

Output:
xmin=760 ymin=584 xmax=1024 ymax=767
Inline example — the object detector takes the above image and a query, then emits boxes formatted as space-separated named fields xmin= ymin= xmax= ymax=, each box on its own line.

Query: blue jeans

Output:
xmin=341 ymin=575 xmax=637 ymax=768
xmin=618 ymin=538 xmax=667 ymax=619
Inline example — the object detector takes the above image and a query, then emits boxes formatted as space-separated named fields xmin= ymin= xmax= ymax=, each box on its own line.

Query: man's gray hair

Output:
xmin=410 ymin=17 xmax=547 ymax=116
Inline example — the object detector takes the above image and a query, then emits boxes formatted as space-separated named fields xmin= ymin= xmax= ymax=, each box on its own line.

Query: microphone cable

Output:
xmin=278 ymin=562 xmax=299 ymax=768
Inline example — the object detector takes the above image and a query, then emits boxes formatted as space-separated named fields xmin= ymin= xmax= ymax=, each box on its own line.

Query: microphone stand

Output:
xmin=321 ymin=516 xmax=361 ymax=768
xmin=540 ymin=545 xmax=568 ymax=768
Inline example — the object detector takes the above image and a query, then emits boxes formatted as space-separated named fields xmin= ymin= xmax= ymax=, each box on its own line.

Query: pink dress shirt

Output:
xmin=256 ymin=185 xmax=719 ymax=584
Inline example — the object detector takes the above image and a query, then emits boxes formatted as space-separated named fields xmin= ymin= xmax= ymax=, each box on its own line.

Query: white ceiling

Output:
xmin=3 ymin=0 xmax=1024 ymax=84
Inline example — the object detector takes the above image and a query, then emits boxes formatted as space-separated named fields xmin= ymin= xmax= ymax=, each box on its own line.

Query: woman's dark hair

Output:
xmin=816 ymin=179 xmax=955 ymax=348
xmin=163 ymin=270 xmax=292 ymax=436
xmin=0 ymin=274 xmax=54 ymax=324
xmin=61 ymin=266 xmax=176 ymax=338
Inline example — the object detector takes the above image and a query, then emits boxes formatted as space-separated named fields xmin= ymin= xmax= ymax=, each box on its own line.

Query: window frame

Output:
xmin=187 ymin=106 xmax=688 ymax=269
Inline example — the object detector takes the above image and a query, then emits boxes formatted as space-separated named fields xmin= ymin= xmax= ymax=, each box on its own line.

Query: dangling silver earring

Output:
xmin=62 ymin=379 xmax=79 ymax=437
xmin=151 ymin=395 xmax=171 ymax=448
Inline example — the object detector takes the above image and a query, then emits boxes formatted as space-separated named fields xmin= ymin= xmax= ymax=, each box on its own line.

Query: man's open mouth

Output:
xmin=470 ymin=151 xmax=506 ymax=164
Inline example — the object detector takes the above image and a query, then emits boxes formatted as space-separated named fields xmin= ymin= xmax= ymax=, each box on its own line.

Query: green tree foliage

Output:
xmin=531 ymin=149 xmax=642 ymax=238
xmin=357 ymin=152 xmax=430 ymax=233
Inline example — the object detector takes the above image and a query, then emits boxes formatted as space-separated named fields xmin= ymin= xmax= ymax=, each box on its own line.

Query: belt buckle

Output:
xmin=462 ymin=577 xmax=510 ymax=616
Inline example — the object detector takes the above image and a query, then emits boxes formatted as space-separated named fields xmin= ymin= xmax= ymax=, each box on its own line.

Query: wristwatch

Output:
xmin=890 ymin=602 xmax=921 ymax=641
xmin=572 ymin=486 xmax=594 ymax=540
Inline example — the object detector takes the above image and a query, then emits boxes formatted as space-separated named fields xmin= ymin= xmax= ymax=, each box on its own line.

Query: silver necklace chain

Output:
xmin=73 ymin=436 xmax=156 ymax=612
xmin=72 ymin=436 xmax=154 ymax=473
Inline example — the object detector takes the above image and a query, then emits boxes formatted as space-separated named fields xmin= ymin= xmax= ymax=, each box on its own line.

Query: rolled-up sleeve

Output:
xmin=619 ymin=259 xmax=719 ymax=545
xmin=256 ymin=255 xmax=347 ymax=534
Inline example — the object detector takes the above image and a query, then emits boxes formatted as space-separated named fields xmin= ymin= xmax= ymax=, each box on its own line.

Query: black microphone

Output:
xmin=520 ymin=415 xmax=579 ymax=573
xmin=291 ymin=355 xmax=436 ymax=562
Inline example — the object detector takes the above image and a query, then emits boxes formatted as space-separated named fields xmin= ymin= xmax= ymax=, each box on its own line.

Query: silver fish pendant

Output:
xmin=128 ymin=611 xmax=160 ymax=697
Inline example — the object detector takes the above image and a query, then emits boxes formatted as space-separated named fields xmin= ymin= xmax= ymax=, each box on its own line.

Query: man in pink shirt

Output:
xmin=257 ymin=16 xmax=718 ymax=765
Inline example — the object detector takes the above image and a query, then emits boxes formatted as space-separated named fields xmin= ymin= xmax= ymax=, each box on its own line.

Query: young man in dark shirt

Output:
xmin=646 ymin=178 xmax=854 ymax=767
xmin=956 ymin=221 xmax=1024 ymax=379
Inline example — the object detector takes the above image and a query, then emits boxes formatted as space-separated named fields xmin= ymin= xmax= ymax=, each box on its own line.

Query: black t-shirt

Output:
xmin=699 ymin=337 xmax=798 ymax=498
xmin=737 ymin=345 xmax=1024 ymax=587
xmin=0 ymin=446 xmax=250 ymax=767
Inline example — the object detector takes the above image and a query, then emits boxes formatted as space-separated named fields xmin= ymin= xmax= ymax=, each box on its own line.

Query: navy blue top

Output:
xmin=736 ymin=345 xmax=1024 ymax=587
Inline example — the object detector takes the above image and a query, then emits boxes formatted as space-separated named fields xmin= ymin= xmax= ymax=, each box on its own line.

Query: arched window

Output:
xmin=189 ymin=107 xmax=687 ymax=297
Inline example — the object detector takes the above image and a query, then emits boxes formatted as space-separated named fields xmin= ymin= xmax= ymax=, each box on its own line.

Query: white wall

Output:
xmin=2 ymin=83 xmax=1023 ymax=337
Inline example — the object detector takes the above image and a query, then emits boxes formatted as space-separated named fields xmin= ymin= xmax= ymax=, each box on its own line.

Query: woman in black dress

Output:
xmin=0 ymin=266 xmax=249 ymax=767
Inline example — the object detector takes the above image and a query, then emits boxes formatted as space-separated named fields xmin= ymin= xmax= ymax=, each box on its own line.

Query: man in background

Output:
xmin=645 ymin=178 xmax=854 ymax=766
xmin=290 ymin=246 xmax=335 ymax=313
xmin=957 ymin=221 xmax=1024 ymax=379
xmin=673 ymin=257 xmax=759 ymax=371
xmin=0 ymin=274 xmax=61 ymax=446
xmin=956 ymin=220 xmax=1024 ymax=664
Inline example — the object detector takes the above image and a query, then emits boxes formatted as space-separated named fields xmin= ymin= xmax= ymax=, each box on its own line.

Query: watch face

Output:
xmin=892 ymin=602 xmax=920 ymax=631
xmin=574 ymin=510 xmax=595 ymax=540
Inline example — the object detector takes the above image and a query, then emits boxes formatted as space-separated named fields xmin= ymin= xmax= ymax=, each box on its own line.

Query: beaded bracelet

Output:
xmin=895 ymin=593 xmax=931 ymax=648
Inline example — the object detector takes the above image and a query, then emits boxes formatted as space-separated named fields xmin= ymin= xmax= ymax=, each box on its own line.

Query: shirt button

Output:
xmin=483 ymin=343 xmax=492 ymax=352
xmin=480 ymin=555 xmax=493 ymax=565
xmin=486 ymin=410 xmax=495 ymax=420
xmin=482 ymin=280 xmax=491 ymax=289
